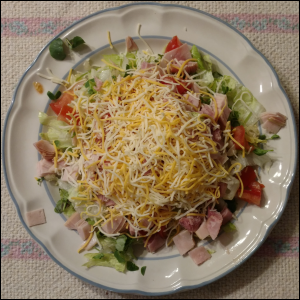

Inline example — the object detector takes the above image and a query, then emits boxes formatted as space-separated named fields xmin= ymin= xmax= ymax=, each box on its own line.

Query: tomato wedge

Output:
xmin=233 ymin=125 xmax=253 ymax=152
xmin=240 ymin=166 xmax=257 ymax=188
xmin=49 ymin=91 xmax=74 ymax=123
xmin=237 ymin=181 xmax=264 ymax=206
xmin=158 ymin=226 xmax=168 ymax=239
xmin=161 ymin=77 xmax=192 ymax=95
xmin=165 ymin=36 xmax=183 ymax=53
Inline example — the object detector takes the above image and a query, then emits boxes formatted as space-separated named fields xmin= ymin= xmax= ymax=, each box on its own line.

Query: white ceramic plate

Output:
xmin=2 ymin=3 xmax=298 ymax=296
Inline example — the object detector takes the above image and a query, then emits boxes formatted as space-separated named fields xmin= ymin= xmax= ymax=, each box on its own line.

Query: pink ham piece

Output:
xmin=75 ymin=219 xmax=86 ymax=229
xmin=219 ymin=182 xmax=228 ymax=198
xmin=187 ymin=94 xmax=200 ymax=108
xmin=160 ymin=44 xmax=192 ymax=68
xmin=77 ymin=221 xmax=91 ymax=241
xmin=169 ymin=60 xmax=198 ymax=74
xmin=126 ymin=36 xmax=138 ymax=52
xmin=179 ymin=216 xmax=202 ymax=232
xmin=206 ymin=211 xmax=223 ymax=240
xmin=101 ymin=216 xmax=126 ymax=234
xmin=61 ymin=165 xmax=79 ymax=182
xmin=227 ymin=140 xmax=236 ymax=157
xmin=211 ymin=153 xmax=229 ymax=165
xmin=173 ymin=230 xmax=195 ymax=256
xmin=94 ymin=77 xmax=103 ymax=91
xmin=215 ymin=93 xmax=231 ymax=129
xmin=195 ymin=219 xmax=210 ymax=240
xmin=212 ymin=128 xmax=224 ymax=149
xmin=33 ymin=140 xmax=55 ymax=160
xmin=192 ymin=83 xmax=201 ymax=93
xmin=98 ymin=194 xmax=115 ymax=207
xmin=64 ymin=212 xmax=81 ymax=230
xmin=141 ymin=62 xmax=156 ymax=70
xmin=26 ymin=209 xmax=46 ymax=227
xmin=147 ymin=233 xmax=166 ymax=253
xmin=36 ymin=159 xmax=55 ymax=177
xmin=199 ymin=104 xmax=214 ymax=118
xmin=221 ymin=207 xmax=233 ymax=225
xmin=48 ymin=160 xmax=66 ymax=173
xmin=189 ymin=246 xmax=212 ymax=265
xmin=260 ymin=112 xmax=288 ymax=134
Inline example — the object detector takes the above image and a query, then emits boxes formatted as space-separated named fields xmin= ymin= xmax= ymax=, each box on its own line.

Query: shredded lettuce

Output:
xmin=39 ymin=112 xmax=73 ymax=148
xmin=39 ymin=112 xmax=68 ymax=129
xmin=46 ymin=128 xmax=73 ymax=148
xmin=191 ymin=45 xmax=205 ymax=70
xmin=223 ymin=222 xmax=237 ymax=233
xmin=97 ymin=69 xmax=112 ymax=82
xmin=103 ymin=54 xmax=123 ymax=68
xmin=83 ymin=253 xmax=126 ymax=273
xmin=126 ymin=52 xmax=137 ymax=68
xmin=226 ymin=81 xmax=266 ymax=126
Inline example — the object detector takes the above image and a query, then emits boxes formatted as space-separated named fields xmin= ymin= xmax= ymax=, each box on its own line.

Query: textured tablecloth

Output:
xmin=1 ymin=1 xmax=299 ymax=299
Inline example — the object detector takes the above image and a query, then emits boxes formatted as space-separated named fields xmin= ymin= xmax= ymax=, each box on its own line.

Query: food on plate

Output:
xmin=26 ymin=209 xmax=46 ymax=227
xmin=34 ymin=35 xmax=287 ymax=272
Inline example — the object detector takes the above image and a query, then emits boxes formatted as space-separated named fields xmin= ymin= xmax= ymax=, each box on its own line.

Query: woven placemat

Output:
xmin=1 ymin=1 xmax=299 ymax=299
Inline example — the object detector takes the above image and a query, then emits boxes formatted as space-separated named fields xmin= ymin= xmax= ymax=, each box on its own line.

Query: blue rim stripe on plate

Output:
xmin=2 ymin=2 xmax=298 ymax=296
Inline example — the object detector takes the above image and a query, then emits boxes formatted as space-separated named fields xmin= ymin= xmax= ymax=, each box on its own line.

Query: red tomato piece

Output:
xmin=165 ymin=36 xmax=183 ymax=53
xmin=158 ymin=226 xmax=168 ymax=239
xmin=233 ymin=125 xmax=253 ymax=151
xmin=237 ymin=180 xmax=264 ymax=206
xmin=237 ymin=189 xmax=262 ymax=206
xmin=233 ymin=126 xmax=246 ymax=150
xmin=161 ymin=77 xmax=191 ymax=95
xmin=49 ymin=91 xmax=74 ymax=123
xmin=240 ymin=166 xmax=257 ymax=188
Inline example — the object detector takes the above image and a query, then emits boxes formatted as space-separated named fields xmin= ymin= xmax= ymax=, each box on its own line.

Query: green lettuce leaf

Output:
xmin=83 ymin=253 xmax=126 ymax=273
xmin=191 ymin=45 xmax=205 ymax=70
xmin=223 ymin=222 xmax=237 ymax=233
xmin=38 ymin=112 xmax=69 ymax=129
xmin=103 ymin=54 xmax=123 ymax=68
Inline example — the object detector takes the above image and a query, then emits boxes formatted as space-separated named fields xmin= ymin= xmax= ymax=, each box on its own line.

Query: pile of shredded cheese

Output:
xmin=52 ymin=56 xmax=243 ymax=245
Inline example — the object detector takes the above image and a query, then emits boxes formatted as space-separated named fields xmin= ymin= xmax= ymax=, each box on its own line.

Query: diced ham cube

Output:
xmin=26 ymin=209 xmax=46 ymax=227
xmin=33 ymin=140 xmax=55 ymax=160
xmin=61 ymin=165 xmax=79 ymax=182
xmin=169 ymin=61 xmax=198 ymax=74
xmin=126 ymin=36 xmax=138 ymax=52
xmin=97 ymin=194 xmax=115 ymax=206
xmin=211 ymin=153 xmax=228 ymax=165
xmin=147 ymin=233 xmax=166 ymax=253
xmin=173 ymin=230 xmax=195 ymax=256
xmin=101 ymin=216 xmax=126 ymax=234
xmin=64 ymin=212 xmax=81 ymax=230
xmin=94 ymin=77 xmax=103 ymax=91
xmin=75 ymin=219 xmax=85 ymax=229
xmin=215 ymin=93 xmax=231 ymax=129
xmin=219 ymin=182 xmax=228 ymax=198
xmin=77 ymin=221 xmax=91 ymax=241
xmin=141 ymin=62 xmax=156 ymax=70
xmin=179 ymin=216 xmax=202 ymax=232
xmin=260 ymin=112 xmax=288 ymax=134
xmin=221 ymin=207 xmax=233 ymax=226
xmin=159 ymin=44 xmax=192 ymax=68
xmin=195 ymin=219 xmax=210 ymax=240
xmin=189 ymin=246 xmax=212 ymax=265
xmin=36 ymin=159 xmax=55 ymax=177
xmin=186 ymin=94 xmax=200 ymax=108
xmin=206 ymin=211 xmax=223 ymax=240
xmin=199 ymin=104 xmax=215 ymax=118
